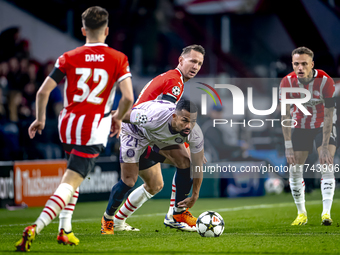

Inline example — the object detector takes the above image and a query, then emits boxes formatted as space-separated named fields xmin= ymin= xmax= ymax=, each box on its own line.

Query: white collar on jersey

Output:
xmin=175 ymin=68 xmax=185 ymax=83
xmin=84 ymin=43 xmax=108 ymax=47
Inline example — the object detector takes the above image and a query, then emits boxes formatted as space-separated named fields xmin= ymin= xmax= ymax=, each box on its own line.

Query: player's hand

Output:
xmin=110 ymin=112 xmax=122 ymax=138
xmin=28 ymin=120 xmax=45 ymax=139
xmin=177 ymin=196 xmax=198 ymax=208
xmin=319 ymin=147 xmax=333 ymax=165
xmin=203 ymin=156 xmax=208 ymax=164
xmin=285 ymin=148 xmax=296 ymax=165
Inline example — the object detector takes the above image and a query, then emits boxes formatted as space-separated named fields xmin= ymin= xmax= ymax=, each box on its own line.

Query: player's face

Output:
xmin=292 ymin=54 xmax=314 ymax=83
xmin=172 ymin=110 xmax=197 ymax=137
xmin=178 ymin=50 xmax=204 ymax=82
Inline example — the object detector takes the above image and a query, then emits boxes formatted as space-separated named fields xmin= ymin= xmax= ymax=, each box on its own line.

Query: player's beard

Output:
xmin=180 ymin=129 xmax=190 ymax=137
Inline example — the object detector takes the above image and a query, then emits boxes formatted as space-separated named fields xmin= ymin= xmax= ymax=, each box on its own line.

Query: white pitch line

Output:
xmin=0 ymin=199 xmax=333 ymax=228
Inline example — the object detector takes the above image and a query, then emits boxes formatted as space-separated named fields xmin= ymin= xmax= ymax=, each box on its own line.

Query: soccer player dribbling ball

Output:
xmin=280 ymin=46 xmax=336 ymax=226
xmin=15 ymin=6 xmax=134 ymax=251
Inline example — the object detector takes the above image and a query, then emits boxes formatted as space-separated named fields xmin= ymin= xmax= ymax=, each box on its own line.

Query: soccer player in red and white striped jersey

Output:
xmin=15 ymin=6 xmax=134 ymax=252
xmin=280 ymin=47 xmax=336 ymax=226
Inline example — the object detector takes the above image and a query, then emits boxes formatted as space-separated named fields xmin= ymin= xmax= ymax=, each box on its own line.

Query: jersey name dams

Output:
xmin=85 ymin=54 xmax=105 ymax=62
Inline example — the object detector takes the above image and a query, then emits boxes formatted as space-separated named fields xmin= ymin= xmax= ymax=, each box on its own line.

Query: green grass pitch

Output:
xmin=1 ymin=190 xmax=339 ymax=254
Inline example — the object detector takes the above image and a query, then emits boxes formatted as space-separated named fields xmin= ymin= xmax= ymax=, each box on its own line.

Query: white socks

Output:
xmin=58 ymin=187 xmax=79 ymax=232
xmin=167 ymin=175 xmax=177 ymax=216
xmin=289 ymin=164 xmax=306 ymax=215
xmin=321 ymin=178 xmax=335 ymax=216
xmin=35 ymin=183 xmax=75 ymax=234
xmin=290 ymin=163 xmax=336 ymax=217
xmin=114 ymin=185 xmax=153 ymax=226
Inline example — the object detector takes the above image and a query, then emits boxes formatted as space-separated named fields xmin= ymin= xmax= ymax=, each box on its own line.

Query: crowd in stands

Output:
xmin=0 ymin=27 xmax=65 ymax=161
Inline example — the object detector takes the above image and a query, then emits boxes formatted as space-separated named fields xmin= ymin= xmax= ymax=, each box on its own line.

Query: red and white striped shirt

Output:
xmin=280 ymin=69 xmax=335 ymax=129
xmin=56 ymin=43 xmax=131 ymax=145
xmin=134 ymin=68 xmax=184 ymax=106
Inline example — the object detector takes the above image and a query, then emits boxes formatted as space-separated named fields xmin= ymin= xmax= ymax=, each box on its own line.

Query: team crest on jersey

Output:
xmin=175 ymin=137 xmax=183 ymax=143
xmin=127 ymin=149 xmax=135 ymax=158
xmin=172 ymin=86 xmax=181 ymax=96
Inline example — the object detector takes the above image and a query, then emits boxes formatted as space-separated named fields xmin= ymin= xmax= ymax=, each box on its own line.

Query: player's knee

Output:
xmin=144 ymin=181 xmax=164 ymax=195
xmin=121 ymin=175 xmax=138 ymax=187
xmin=175 ymin=156 xmax=190 ymax=169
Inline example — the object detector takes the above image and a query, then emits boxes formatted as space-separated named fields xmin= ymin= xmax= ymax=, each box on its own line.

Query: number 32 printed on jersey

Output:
xmin=74 ymin=68 xmax=108 ymax=105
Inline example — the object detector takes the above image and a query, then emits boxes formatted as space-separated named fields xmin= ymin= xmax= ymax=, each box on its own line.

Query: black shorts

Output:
xmin=63 ymin=144 xmax=104 ymax=178
xmin=139 ymin=146 xmax=166 ymax=171
xmin=292 ymin=125 xmax=337 ymax=154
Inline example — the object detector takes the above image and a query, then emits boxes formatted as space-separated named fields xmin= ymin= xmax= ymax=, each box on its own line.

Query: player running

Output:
xmin=102 ymin=45 xmax=205 ymax=232
xmin=280 ymin=46 xmax=336 ymax=226
xmin=15 ymin=6 xmax=134 ymax=251
xmin=101 ymin=99 xmax=204 ymax=234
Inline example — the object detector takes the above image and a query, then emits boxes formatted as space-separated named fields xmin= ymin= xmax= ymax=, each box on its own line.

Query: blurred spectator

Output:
xmin=0 ymin=27 xmax=29 ymax=62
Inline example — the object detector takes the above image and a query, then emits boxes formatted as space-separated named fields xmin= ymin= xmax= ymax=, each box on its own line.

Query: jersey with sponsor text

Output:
xmin=125 ymin=100 xmax=203 ymax=153
xmin=55 ymin=43 xmax=131 ymax=145
xmin=134 ymin=68 xmax=184 ymax=106
xmin=279 ymin=69 xmax=335 ymax=129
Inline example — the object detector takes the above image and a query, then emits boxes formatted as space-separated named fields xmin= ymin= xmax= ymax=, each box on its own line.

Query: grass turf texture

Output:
xmin=1 ymin=191 xmax=339 ymax=254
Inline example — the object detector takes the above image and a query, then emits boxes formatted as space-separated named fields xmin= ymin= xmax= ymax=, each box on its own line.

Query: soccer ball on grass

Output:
xmin=196 ymin=211 xmax=224 ymax=237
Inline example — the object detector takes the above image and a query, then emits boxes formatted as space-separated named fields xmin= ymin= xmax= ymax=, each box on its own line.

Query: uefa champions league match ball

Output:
xmin=196 ymin=211 xmax=225 ymax=237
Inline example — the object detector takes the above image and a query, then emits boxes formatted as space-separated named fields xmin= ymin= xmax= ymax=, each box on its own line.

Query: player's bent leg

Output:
xmin=114 ymin=164 xmax=163 ymax=231
xmin=102 ymin=163 xmax=139 ymax=235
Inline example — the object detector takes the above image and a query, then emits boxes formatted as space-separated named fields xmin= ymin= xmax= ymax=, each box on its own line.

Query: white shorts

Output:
xmin=119 ymin=123 xmax=150 ymax=163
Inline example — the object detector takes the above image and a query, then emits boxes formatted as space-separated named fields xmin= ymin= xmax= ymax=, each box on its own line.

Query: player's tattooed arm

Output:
xmin=111 ymin=109 xmax=132 ymax=123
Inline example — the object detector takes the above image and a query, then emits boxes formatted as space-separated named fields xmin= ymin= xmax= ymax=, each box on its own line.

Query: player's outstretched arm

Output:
xmin=111 ymin=77 xmax=134 ymax=138
xmin=319 ymin=106 xmax=334 ymax=165
xmin=282 ymin=104 xmax=295 ymax=165
xmin=28 ymin=77 xmax=57 ymax=139
xmin=177 ymin=149 xmax=204 ymax=208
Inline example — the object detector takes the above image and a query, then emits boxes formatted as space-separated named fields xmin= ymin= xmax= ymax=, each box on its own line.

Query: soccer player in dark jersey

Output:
xmin=280 ymin=47 xmax=336 ymax=226
xmin=15 ymin=6 xmax=134 ymax=251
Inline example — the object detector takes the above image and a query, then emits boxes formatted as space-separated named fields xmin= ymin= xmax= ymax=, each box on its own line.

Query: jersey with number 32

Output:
xmin=56 ymin=43 xmax=131 ymax=146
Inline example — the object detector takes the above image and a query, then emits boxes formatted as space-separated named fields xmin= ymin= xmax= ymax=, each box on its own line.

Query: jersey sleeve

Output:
xmin=54 ymin=54 xmax=67 ymax=74
xmin=322 ymin=77 xmax=335 ymax=99
xmin=117 ymin=54 xmax=132 ymax=83
xmin=188 ymin=124 xmax=204 ymax=154
xmin=130 ymin=101 xmax=174 ymax=130
xmin=163 ymin=78 xmax=183 ymax=101
xmin=279 ymin=77 xmax=291 ymax=101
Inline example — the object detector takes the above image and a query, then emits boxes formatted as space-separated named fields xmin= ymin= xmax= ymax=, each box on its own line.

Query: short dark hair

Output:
xmin=181 ymin=45 xmax=205 ymax=56
xmin=292 ymin=47 xmax=314 ymax=59
xmin=82 ymin=6 xmax=108 ymax=30
xmin=176 ymin=99 xmax=198 ymax=113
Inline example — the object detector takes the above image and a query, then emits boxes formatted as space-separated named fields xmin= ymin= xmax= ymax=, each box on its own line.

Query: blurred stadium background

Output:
xmin=1 ymin=0 xmax=340 ymax=208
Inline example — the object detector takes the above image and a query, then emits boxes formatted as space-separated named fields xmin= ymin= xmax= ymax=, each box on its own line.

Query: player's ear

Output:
xmin=81 ymin=27 xmax=87 ymax=37
xmin=311 ymin=61 xmax=314 ymax=69
xmin=178 ymin=56 xmax=184 ymax=66
xmin=105 ymin=27 xmax=109 ymax=36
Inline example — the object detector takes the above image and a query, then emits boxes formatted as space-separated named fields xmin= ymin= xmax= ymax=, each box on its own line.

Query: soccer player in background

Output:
xmin=15 ymin=6 xmax=134 ymax=251
xmin=280 ymin=46 xmax=336 ymax=226
xmin=102 ymin=45 xmax=205 ymax=233
xmin=101 ymin=99 xmax=204 ymax=234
